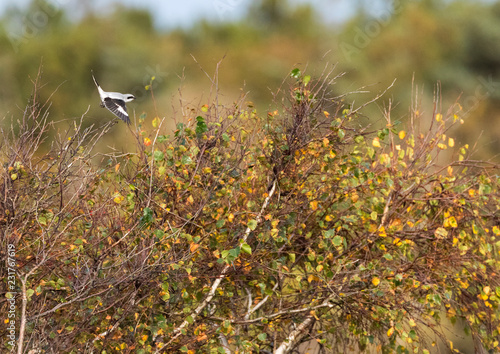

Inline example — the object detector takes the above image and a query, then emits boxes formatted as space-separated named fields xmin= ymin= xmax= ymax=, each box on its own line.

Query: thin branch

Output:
xmin=274 ymin=315 xmax=315 ymax=354
xmin=244 ymin=282 xmax=279 ymax=320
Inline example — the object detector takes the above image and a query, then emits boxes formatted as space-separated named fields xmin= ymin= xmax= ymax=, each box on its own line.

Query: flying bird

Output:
xmin=92 ymin=71 xmax=135 ymax=124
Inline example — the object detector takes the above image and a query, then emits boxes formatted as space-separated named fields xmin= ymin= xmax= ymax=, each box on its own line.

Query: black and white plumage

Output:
xmin=92 ymin=71 xmax=135 ymax=124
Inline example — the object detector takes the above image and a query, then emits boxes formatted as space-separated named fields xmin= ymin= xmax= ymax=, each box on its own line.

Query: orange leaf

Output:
xmin=190 ymin=243 xmax=199 ymax=252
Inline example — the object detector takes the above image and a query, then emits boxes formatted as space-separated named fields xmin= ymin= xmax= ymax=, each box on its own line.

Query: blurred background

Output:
xmin=0 ymin=0 xmax=499 ymax=160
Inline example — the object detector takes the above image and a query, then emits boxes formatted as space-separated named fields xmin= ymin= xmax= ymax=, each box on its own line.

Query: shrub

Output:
xmin=1 ymin=66 xmax=499 ymax=353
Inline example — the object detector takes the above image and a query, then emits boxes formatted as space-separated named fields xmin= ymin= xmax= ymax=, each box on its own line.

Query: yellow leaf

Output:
xmin=144 ymin=137 xmax=152 ymax=146
xmin=448 ymin=137 xmax=455 ymax=147
xmin=447 ymin=165 xmax=453 ymax=176
xmin=484 ymin=286 xmax=491 ymax=295
xmin=11 ymin=173 xmax=17 ymax=180
xmin=399 ymin=130 xmax=406 ymax=140
xmin=227 ymin=213 xmax=234 ymax=222
xmin=435 ymin=113 xmax=443 ymax=122
xmin=372 ymin=277 xmax=380 ymax=286
xmin=310 ymin=200 xmax=318 ymax=211
xmin=114 ymin=194 xmax=124 ymax=204
xmin=434 ymin=227 xmax=448 ymax=239
xmin=448 ymin=216 xmax=458 ymax=228
xmin=152 ymin=116 xmax=161 ymax=128
xmin=372 ymin=137 xmax=381 ymax=148
xmin=187 ymin=195 xmax=194 ymax=204
xmin=387 ymin=327 xmax=394 ymax=337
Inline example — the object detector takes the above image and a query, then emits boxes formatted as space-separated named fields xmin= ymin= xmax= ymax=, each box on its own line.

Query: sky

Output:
xmin=0 ymin=0 xmax=380 ymax=29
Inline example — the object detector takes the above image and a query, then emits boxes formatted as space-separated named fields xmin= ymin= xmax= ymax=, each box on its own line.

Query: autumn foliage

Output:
xmin=1 ymin=67 xmax=500 ymax=353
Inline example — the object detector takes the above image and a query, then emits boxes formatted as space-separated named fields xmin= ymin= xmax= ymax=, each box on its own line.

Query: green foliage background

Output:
xmin=0 ymin=0 xmax=500 ymax=159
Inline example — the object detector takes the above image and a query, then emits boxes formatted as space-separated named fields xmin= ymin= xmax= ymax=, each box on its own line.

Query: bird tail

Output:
xmin=91 ymin=69 xmax=100 ymax=88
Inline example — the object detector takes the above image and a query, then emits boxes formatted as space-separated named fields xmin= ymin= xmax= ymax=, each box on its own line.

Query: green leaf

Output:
xmin=333 ymin=236 xmax=343 ymax=246
xmin=258 ymin=333 xmax=267 ymax=341
xmin=241 ymin=242 xmax=252 ymax=255
xmin=38 ymin=216 xmax=47 ymax=226
xmin=247 ymin=219 xmax=258 ymax=230
xmin=325 ymin=229 xmax=335 ymax=238
xmin=383 ymin=253 xmax=393 ymax=261
xmin=195 ymin=116 xmax=208 ymax=136
xmin=222 ymin=248 xmax=240 ymax=263
xmin=153 ymin=150 xmax=164 ymax=161
xmin=291 ymin=68 xmax=301 ymax=78
xmin=140 ymin=207 xmax=154 ymax=226
xmin=303 ymin=75 xmax=311 ymax=86
xmin=181 ymin=155 xmax=193 ymax=165
xmin=26 ymin=288 xmax=34 ymax=299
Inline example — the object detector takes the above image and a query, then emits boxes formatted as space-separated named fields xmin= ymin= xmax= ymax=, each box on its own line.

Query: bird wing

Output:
xmin=103 ymin=97 xmax=131 ymax=124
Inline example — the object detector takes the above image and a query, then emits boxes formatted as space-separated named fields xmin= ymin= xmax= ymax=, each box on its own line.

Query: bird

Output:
xmin=91 ymin=71 xmax=135 ymax=124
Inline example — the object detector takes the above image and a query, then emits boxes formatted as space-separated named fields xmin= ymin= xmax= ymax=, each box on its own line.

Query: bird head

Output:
xmin=125 ymin=94 xmax=136 ymax=102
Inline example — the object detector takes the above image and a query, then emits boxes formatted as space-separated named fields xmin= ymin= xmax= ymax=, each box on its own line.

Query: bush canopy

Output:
xmin=1 ymin=66 xmax=500 ymax=353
